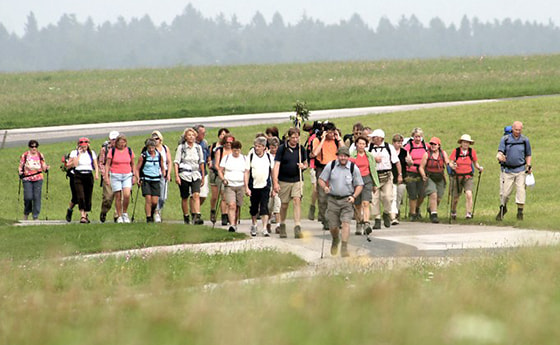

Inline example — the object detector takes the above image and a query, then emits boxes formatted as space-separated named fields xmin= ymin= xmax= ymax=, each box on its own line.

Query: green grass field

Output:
xmin=2 ymin=54 xmax=560 ymax=129
xmin=2 ymin=57 xmax=560 ymax=345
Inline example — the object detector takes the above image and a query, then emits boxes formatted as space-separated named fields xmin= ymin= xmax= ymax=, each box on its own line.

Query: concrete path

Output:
xmin=21 ymin=218 xmax=556 ymax=265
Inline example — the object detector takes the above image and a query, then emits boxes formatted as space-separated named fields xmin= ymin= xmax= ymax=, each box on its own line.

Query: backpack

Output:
xmin=139 ymin=150 xmax=163 ymax=179
xmin=60 ymin=152 xmax=73 ymax=177
xmin=426 ymin=149 xmax=445 ymax=182
xmin=100 ymin=140 xmax=110 ymax=165
xmin=369 ymin=142 xmax=394 ymax=167
xmin=248 ymin=152 xmax=273 ymax=188
xmin=448 ymin=147 xmax=474 ymax=176
xmin=501 ymin=135 xmax=529 ymax=169
xmin=324 ymin=160 xmax=356 ymax=182
xmin=110 ymin=146 xmax=133 ymax=162
xmin=20 ymin=151 xmax=45 ymax=178
xmin=314 ymin=137 xmax=339 ymax=167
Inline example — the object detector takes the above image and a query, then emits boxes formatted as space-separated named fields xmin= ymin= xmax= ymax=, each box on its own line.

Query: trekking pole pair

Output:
xmin=131 ymin=182 xmax=141 ymax=222
xmin=472 ymin=171 xmax=482 ymax=218
xmin=45 ymin=170 xmax=49 ymax=221
xmin=16 ymin=175 xmax=22 ymax=221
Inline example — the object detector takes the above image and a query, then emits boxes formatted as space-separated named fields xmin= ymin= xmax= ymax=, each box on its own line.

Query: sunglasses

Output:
xmin=29 ymin=145 xmax=38 ymax=148
xmin=430 ymin=143 xmax=439 ymax=146
xmin=79 ymin=141 xmax=89 ymax=144
xmin=153 ymin=137 xmax=161 ymax=140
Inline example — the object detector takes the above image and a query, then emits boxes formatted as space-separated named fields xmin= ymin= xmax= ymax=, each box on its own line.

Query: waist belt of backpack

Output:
xmin=503 ymin=162 xmax=525 ymax=169
xmin=142 ymin=174 xmax=162 ymax=179
xmin=377 ymin=169 xmax=391 ymax=174
xmin=179 ymin=168 xmax=192 ymax=173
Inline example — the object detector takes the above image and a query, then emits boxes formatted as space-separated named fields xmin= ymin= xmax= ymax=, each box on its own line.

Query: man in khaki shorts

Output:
xmin=318 ymin=146 xmax=364 ymax=257
xmin=272 ymin=128 xmax=308 ymax=239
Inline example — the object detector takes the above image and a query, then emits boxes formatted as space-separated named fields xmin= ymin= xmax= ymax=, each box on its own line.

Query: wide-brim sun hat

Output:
xmin=368 ymin=129 xmax=385 ymax=138
xmin=458 ymin=134 xmax=474 ymax=144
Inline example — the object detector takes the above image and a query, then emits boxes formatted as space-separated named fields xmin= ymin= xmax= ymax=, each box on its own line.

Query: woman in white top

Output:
xmin=218 ymin=140 xmax=247 ymax=232
xmin=68 ymin=137 xmax=99 ymax=223
xmin=152 ymin=130 xmax=172 ymax=223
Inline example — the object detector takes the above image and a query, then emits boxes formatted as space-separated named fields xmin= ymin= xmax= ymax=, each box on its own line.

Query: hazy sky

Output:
xmin=1 ymin=0 xmax=558 ymax=35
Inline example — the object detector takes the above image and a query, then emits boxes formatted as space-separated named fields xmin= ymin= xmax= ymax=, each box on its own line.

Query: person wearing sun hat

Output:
xmin=68 ymin=137 xmax=99 ymax=223
xmin=419 ymin=137 xmax=450 ymax=223
xmin=449 ymin=134 xmax=484 ymax=220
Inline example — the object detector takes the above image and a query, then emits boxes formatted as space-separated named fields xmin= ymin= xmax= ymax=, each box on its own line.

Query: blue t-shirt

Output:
xmin=498 ymin=134 xmax=532 ymax=173
xmin=141 ymin=151 xmax=162 ymax=181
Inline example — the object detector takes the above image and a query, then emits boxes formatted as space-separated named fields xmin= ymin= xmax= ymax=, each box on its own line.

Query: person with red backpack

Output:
xmin=403 ymin=127 xmax=428 ymax=221
xmin=419 ymin=137 xmax=450 ymax=223
xmin=18 ymin=140 xmax=50 ymax=220
xmin=449 ymin=134 xmax=484 ymax=220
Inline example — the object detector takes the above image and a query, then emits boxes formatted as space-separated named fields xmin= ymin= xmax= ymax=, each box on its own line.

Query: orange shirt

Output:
xmin=313 ymin=138 xmax=338 ymax=166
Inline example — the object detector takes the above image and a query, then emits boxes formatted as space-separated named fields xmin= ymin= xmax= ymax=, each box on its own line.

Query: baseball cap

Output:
xmin=368 ymin=129 xmax=385 ymax=138
xmin=429 ymin=137 xmax=441 ymax=146
xmin=337 ymin=146 xmax=350 ymax=156
xmin=109 ymin=131 xmax=119 ymax=140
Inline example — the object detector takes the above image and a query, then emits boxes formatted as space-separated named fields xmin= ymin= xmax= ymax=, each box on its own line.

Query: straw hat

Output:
xmin=457 ymin=134 xmax=474 ymax=144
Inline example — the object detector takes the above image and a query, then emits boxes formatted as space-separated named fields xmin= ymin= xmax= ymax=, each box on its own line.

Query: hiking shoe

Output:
xmin=383 ymin=213 xmax=391 ymax=228
xmin=99 ymin=211 xmax=106 ymax=223
xmin=294 ymin=225 xmax=303 ymax=239
xmin=250 ymin=225 xmax=258 ymax=237
xmin=262 ymin=229 xmax=270 ymax=237
xmin=391 ymin=218 xmax=399 ymax=225
xmin=210 ymin=209 xmax=216 ymax=223
xmin=194 ymin=213 xmax=204 ymax=225
xmin=341 ymin=242 xmax=349 ymax=258
xmin=114 ymin=216 xmax=119 ymax=223
xmin=451 ymin=212 xmax=457 ymax=221
xmin=322 ymin=222 xmax=329 ymax=231
xmin=228 ymin=226 xmax=236 ymax=232
xmin=154 ymin=212 xmax=161 ymax=223
xmin=308 ymin=205 xmax=316 ymax=221
xmin=275 ymin=225 xmax=280 ymax=234
xmin=496 ymin=205 xmax=507 ymax=221
xmin=66 ymin=208 xmax=73 ymax=222
xmin=331 ymin=236 xmax=340 ymax=256
xmin=430 ymin=213 xmax=439 ymax=224
xmin=183 ymin=215 xmax=190 ymax=224
xmin=279 ymin=223 xmax=287 ymax=238
xmin=355 ymin=222 xmax=363 ymax=235
xmin=364 ymin=222 xmax=373 ymax=235
xmin=465 ymin=212 xmax=473 ymax=220
xmin=116 ymin=216 xmax=124 ymax=223
xmin=517 ymin=210 xmax=524 ymax=221
xmin=122 ymin=213 xmax=130 ymax=223
xmin=146 ymin=216 xmax=153 ymax=223
xmin=221 ymin=214 xmax=229 ymax=226
xmin=270 ymin=214 xmax=277 ymax=224
xmin=373 ymin=219 xmax=381 ymax=230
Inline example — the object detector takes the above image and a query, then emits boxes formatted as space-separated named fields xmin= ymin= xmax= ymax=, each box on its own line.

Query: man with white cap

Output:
xmin=449 ymin=134 xmax=484 ymax=219
xmin=368 ymin=129 xmax=403 ymax=229
xmin=98 ymin=130 xmax=119 ymax=223
xmin=318 ymin=146 xmax=363 ymax=257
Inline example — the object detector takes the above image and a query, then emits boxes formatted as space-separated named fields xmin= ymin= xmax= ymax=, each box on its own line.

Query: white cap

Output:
xmin=368 ymin=129 xmax=385 ymax=138
xmin=109 ymin=131 xmax=119 ymax=140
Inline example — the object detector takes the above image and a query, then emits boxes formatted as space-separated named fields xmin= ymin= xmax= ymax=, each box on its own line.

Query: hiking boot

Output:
xmin=373 ymin=219 xmax=381 ymax=230
xmin=415 ymin=208 xmax=422 ymax=220
xmin=294 ymin=225 xmax=303 ymax=239
xmin=364 ymin=222 xmax=372 ymax=235
xmin=451 ymin=211 xmax=457 ymax=221
xmin=322 ymin=221 xmax=329 ymax=231
xmin=341 ymin=242 xmax=350 ymax=258
xmin=183 ymin=215 xmax=190 ymax=224
xmin=430 ymin=213 xmax=439 ymax=224
xmin=228 ymin=226 xmax=236 ymax=232
xmin=146 ymin=216 xmax=153 ymax=223
xmin=210 ymin=209 xmax=217 ymax=223
xmin=383 ymin=213 xmax=391 ymax=228
xmin=275 ymin=225 xmax=280 ymax=234
xmin=250 ymin=225 xmax=258 ymax=237
xmin=308 ymin=205 xmax=316 ymax=221
xmin=221 ymin=214 xmax=229 ymax=226
xmin=331 ymin=236 xmax=340 ymax=256
xmin=194 ymin=213 xmax=204 ymax=225
xmin=496 ymin=205 xmax=507 ymax=221
xmin=409 ymin=213 xmax=418 ymax=222
xmin=279 ymin=223 xmax=287 ymax=238
xmin=99 ymin=212 xmax=106 ymax=223
xmin=465 ymin=212 xmax=473 ymax=220
xmin=66 ymin=208 xmax=73 ymax=222
xmin=517 ymin=209 xmax=524 ymax=221
xmin=355 ymin=222 xmax=363 ymax=235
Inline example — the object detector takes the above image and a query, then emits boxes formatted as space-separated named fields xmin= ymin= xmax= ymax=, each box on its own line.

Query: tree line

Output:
xmin=1 ymin=4 xmax=560 ymax=72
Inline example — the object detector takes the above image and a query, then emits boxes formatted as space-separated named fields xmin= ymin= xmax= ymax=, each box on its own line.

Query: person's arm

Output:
xmin=419 ymin=153 xmax=428 ymax=181
xmin=200 ymin=163 xmax=205 ymax=186
xmin=312 ymin=135 xmax=325 ymax=158
xmin=104 ymin=153 xmax=112 ymax=183
xmin=93 ymin=158 xmax=99 ymax=180
xmin=272 ymin=161 xmax=280 ymax=193
xmin=165 ymin=145 xmax=172 ymax=181
xmin=135 ymin=155 xmax=143 ymax=185
xmin=174 ymin=162 xmax=181 ymax=185
xmin=244 ymin=169 xmax=251 ymax=196
xmin=41 ymin=153 xmax=50 ymax=172
xmin=318 ymin=177 xmax=330 ymax=194
xmin=130 ymin=151 xmax=137 ymax=185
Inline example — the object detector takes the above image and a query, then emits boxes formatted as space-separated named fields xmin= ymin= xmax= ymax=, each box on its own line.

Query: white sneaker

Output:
xmin=122 ymin=213 xmax=130 ymax=223
xmin=116 ymin=216 xmax=124 ymax=223
xmin=154 ymin=213 xmax=161 ymax=223
xmin=262 ymin=230 xmax=270 ymax=237
xmin=250 ymin=225 xmax=258 ymax=237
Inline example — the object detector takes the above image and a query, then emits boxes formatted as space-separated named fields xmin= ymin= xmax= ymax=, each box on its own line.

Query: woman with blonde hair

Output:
xmin=105 ymin=134 xmax=136 ymax=223
xmin=151 ymin=130 xmax=172 ymax=222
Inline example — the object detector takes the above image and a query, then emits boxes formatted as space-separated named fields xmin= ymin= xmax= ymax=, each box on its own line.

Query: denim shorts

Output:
xmin=110 ymin=173 xmax=133 ymax=192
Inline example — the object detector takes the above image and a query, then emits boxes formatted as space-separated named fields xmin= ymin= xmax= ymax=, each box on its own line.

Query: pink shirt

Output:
xmin=405 ymin=141 xmax=427 ymax=173
xmin=108 ymin=147 xmax=135 ymax=174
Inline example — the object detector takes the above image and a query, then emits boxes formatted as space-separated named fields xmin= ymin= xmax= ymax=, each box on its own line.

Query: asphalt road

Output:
xmin=1 ymin=99 xmax=498 ymax=148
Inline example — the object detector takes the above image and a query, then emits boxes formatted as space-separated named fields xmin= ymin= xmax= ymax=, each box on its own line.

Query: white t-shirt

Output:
xmin=246 ymin=151 xmax=274 ymax=189
xmin=69 ymin=149 xmax=97 ymax=172
xmin=369 ymin=142 xmax=399 ymax=171
xmin=220 ymin=153 xmax=247 ymax=187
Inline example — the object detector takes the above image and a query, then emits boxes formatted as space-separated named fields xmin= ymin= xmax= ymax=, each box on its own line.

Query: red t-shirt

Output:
xmin=351 ymin=153 xmax=370 ymax=177
xmin=449 ymin=148 xmax=478 ymax=175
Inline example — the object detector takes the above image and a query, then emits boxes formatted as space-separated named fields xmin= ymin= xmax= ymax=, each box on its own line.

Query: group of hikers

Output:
xmin=17 ymin=120 xmax=532 ymax=256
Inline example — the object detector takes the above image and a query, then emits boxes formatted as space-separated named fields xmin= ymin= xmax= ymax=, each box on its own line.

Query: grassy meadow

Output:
xmin=2 ymin=57 xmax=560 ymax=345
xmin=2 ymin=54 xmax=560 ymax=129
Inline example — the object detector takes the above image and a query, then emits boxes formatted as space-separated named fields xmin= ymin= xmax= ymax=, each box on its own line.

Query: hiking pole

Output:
xmin=472 ymin=171 xmax=482 ymax=218
xmin=447 ymin=176 xmax=453 ymax=224
xmin=45 ymin=170 xmax=49 ymax=221
xmin=212 ymin=187 xmax=222 ymax=229
xmin=131 ymin=183 xmax=140 ymax=222
xmin=16 ymin=176 xmax=22 ymax=222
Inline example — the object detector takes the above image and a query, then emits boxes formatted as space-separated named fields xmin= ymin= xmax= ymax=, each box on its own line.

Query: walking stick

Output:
xmin=16 ymin=176 xmax=22 ymax=222
xmin=45 ymin=170 xmax=49 ymax=221
xmin=447 ymin=175 xmax=454 ymax=224
xmin=472 ymin=171 xmax=482 ymax=218
xmin=212 ymin=186 xmax=222 ymax=229
xmin=131 ymin=183 xmax=140 ymax=222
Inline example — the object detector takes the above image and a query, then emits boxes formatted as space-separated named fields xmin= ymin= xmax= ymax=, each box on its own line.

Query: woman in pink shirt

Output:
xmin=104 ymin=134 xmax=136 ymax=223
xmin=18 ymin=140 xmax=50 ymax=220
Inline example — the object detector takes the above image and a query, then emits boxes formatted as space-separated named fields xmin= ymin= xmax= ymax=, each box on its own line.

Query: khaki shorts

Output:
xmin=278 ymin=180 xmax=304 ymax=204
xmin=451 ymin=176 xmax=474 ymax=197
xmin=224 ymin=185 xmax=244 ymax=206
xmin=425 ymin=176 xmax=446 ymax=199
xmin=327 ymin=196 xmax=354 ymax=229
